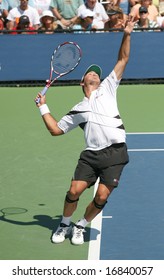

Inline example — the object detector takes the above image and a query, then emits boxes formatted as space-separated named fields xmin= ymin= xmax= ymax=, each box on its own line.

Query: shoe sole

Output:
xmin=71 ymin=240 xmax=84 ymax=245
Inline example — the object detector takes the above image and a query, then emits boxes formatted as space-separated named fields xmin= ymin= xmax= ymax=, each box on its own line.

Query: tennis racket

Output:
xmin=35 ymin=41 xmax=82 ymax=104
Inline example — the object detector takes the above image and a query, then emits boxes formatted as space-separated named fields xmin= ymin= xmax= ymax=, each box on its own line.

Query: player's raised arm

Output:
xmin=34 ymin=42 xmax=81 ymax=135
xmin=35 ymin=93 xmax=64 ymax=136
xmin=114 ymin=17 xmax=135 ymax=81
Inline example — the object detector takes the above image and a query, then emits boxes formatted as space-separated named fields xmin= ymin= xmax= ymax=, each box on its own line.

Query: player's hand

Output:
xmin=124 ymin=15 xmax=136 ymax=34
xmin=34 ymin=92 xmax=46 ymax=107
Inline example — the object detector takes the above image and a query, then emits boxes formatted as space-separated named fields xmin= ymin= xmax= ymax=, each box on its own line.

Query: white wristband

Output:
xmin=39 ymin=104 xmax=50 ymax=116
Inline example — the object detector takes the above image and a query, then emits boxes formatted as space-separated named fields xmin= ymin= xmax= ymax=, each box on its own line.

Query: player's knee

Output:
xmin=95 ymin=192 xmax=108 ymax=203
xmin=93 ymin=198 xmax=107 ymax=210
xmin=65 ymin=192 xmax=79 ymax=204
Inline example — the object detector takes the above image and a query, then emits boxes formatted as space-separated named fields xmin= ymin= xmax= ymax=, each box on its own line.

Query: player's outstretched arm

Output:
xmin=114 ymin=16 xmax=136 ymax=81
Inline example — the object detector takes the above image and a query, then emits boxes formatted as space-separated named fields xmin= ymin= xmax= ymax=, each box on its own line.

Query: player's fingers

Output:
xmin=37 ymin=92 xmax=42 ymax=98
xmin=34 ymin=93 xmax=41 ymax=105
xmin=34 ymin=98 xmax=40 ymax=106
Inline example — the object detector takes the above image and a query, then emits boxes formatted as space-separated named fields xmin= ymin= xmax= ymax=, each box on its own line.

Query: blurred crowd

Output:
xmin=0 ymin=0 xmax=164 ymax=34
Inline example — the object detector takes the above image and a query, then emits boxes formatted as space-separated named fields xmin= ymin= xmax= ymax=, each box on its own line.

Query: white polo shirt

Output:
xmin=57 ymin=70 xmax=126 ymax=151
xmin=77 ymin=2 xmax=109 ymax=29
xmin=7 ymin=6 xmax=40 ymax=26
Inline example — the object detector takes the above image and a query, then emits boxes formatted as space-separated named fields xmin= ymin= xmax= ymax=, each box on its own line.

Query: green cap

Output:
xmin=81 ymin=64 xmax=102 ymax=81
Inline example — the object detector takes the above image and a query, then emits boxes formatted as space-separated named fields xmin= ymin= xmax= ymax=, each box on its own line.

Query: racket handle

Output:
xmin=41 ymin=85 xmax=49 ymax=96
xmin=35 ymin=85 xmax=49 ymax=104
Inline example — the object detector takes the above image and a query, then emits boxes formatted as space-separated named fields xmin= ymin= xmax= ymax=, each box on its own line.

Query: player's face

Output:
xmin=84 ymin=71 xmax=100 ymax=86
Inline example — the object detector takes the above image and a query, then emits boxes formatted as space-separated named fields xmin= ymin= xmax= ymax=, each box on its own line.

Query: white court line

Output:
xmin=88 ymin=179 xmax=101 ymax=260
xmin=127 ymin=132 xmax=164 ymax=134
xmin=87 ymin=209 xmax=102 ymax=260
xmin=88 ymin=179 xmax=112 ymax=260
xmin=128 ymin=149 xmax=164 ymax=152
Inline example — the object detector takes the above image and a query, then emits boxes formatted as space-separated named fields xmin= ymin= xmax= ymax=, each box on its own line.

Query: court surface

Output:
xmin=89 ymin=133 xmax=164 ymax=260
xmin=0 ymin=85 xmax=164 ymax=261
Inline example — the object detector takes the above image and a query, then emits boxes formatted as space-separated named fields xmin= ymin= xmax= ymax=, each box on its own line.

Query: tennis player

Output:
xmin=35 ymin=17 xmax=135 ymax=245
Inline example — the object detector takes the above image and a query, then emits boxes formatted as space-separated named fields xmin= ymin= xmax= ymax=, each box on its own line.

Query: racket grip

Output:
xmin=35 ymin=85 xmax=49 ymax=104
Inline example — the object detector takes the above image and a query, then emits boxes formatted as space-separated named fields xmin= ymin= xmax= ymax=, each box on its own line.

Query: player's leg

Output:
xmin=71 ymin=183 xmax=114 ymax=245
xmin=72 ymin=144 xmax=129 ymax=245
xmin=84 ymin=183 xmax=114 ymax=222
xmin=51 ymin=180 xmax=90 ymax=244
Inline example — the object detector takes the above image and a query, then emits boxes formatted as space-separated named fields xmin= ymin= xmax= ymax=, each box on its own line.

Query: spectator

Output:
xmin=133 ymin=6 xmax=160 ymax=31
xmin=104 ymin=6 xmax=125 ymax=31
xmin=0 ymin=0 xmax=2 ymax=16
xmin=0 ymin=5 xmax=4 ymax=32
xmin=1 ymin=0 xmax=19 ymax=27
xmin=0 ymin=18 xmax=4 ymax=31
xmin=100 ymin=0 xmax=130 ymax=14
xmin=98 ymin=0 xmax=117 ymax=4
xmin=130 ymin=0 xmax=159 ymax=22
xmin=129 ymin=0 xmax=140 ymax=8
xmin=104 ymin=0 xmax=128 ymax=20
xmin=28 ymin=0 xmax=51 ymax=16
xmin=151 ymin=0 xmax=159 ymax=9
xmin=0 ymin=0 xmax=3 ymax=28
xmin=72 ymin=9 xmax=97 ymax=32
xmin=118 ymin=0 xmax=130 ymax=16
xmin=6 ymin=0 xmax=40 ymax=30
xmin=10 ymin=15 xmax=36 ymax=34
xmin=38 ymin=10 xmax=62 ymax=33
xmin=1 ymin=0 xmax=19 ymax=18
xmin=78 ymin=0 xmax=109 ymax=30
xmin=159 ymin=0 xmax=164 ymax=15
xmin=156 ymin=3 xmax=164 ymax=28
xmin=50 ymin=0 xmax=84 ymax=29
xmin=103 ymin=0 xmax=115 ymax=11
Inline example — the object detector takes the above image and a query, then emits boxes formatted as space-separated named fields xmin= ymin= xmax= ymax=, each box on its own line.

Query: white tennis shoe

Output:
xmin=51 ymin=223 xmax=72 ymax=244
xmin=71 ymin=225 xmax=85 ymax=245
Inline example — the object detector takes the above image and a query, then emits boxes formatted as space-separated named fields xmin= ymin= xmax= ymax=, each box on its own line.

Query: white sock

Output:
xmin=76 ymin=218 xmax=89 ymax=228
xmin=61 ymin=216 xmax=72 ymax=226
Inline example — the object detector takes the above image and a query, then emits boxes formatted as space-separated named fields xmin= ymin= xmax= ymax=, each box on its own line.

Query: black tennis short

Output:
xmin=73 ymin=143 xmax=129 ymax=187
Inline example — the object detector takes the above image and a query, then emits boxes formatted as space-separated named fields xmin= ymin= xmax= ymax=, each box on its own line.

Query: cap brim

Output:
xmin=108 ymin=11 xmax=119 ymax=15
xmin=107 ymin=9 xmax=122 ymax=15
xmin=81 ymin=64 xmax=102 ymax=81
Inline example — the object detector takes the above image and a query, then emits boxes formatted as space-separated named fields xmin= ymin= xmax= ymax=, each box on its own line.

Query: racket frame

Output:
xmin=37 ymin=41 xmax=82 ymax=101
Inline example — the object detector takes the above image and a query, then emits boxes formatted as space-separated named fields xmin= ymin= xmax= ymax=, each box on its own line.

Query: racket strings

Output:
xmin=52 ymin=44 xmax=81 ymax=74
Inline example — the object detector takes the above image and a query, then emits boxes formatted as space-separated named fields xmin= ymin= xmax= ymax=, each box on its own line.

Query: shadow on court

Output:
xmin=0 ymin=210 xmax=100 ymax=243
xmin=0 ymin=212 xmax=61 ymax=230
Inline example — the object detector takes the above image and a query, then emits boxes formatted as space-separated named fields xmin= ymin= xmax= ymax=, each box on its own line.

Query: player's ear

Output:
xmin=80 ymin=81 xmax=85 ymax=93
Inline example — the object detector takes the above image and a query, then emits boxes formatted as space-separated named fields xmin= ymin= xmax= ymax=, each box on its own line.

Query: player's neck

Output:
xmin=84 ymin=84 xmax=98 ymax=98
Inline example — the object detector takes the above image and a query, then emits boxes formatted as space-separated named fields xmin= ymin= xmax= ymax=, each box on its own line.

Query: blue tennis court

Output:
xmin=89 ymin=133 xmax=164 ymax=260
